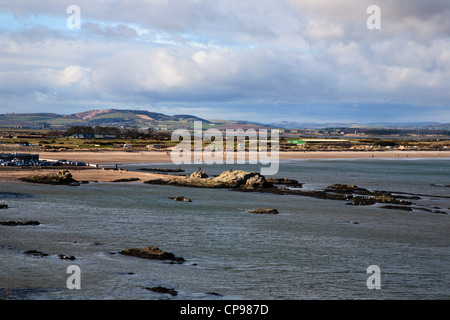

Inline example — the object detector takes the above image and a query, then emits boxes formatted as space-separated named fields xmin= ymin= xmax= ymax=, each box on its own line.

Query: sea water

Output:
xmin=0 ymin=158 xmax=449 ymax=300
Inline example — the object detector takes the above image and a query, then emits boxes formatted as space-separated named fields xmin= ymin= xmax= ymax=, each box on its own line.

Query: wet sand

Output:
xmin=0 ymin=166 xmax=175 ymax=183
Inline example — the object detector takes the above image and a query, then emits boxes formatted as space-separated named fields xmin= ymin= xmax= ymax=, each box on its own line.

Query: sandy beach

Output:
xmin=0 ymin=166 xmax=175 ymax=183
xmin=37 ymin=150 xmax=450 ymax=165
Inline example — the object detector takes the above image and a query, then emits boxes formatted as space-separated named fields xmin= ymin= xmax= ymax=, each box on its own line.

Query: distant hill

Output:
xmin=1 ymin=109 xmax=448 ymax=132
xmin=0 ymin=109 xmax=216 ymax=130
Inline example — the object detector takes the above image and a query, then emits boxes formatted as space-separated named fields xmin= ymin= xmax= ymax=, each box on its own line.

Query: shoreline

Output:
xmin=36 ymin=150 xmax=450 ymax=165
xmin=0 ymin=150 xmax=448 ymax=183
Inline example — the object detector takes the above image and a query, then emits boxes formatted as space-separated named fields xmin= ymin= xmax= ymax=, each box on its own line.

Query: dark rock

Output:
xmin=145 ymin=286 xmax=178 ymax=296
xmin=325 ymin=184 xmax=372 ymax=195
xmin=381 ymin=205 xmax=413 ymax=211
xmin=169 ymin=196 xmax=192 ymax=202
xmin=24 ymin=250 xmax=48 ymax=257
xmin=266 ymin=178 xmax=303 ymax=187
xmin=139 ymin=168 xmax=185 ymax=173
xmin=206 ymin=292 xmax=223 ymax=296
xmin=112 ymin=178 xmax=140 ymax=182
xmin=0 ymin=202 xmax=7 ymax=209
xmin=0 ymin=220 xmax=40 ymax=226
xmin=120 ymin=246 xmax=185 ymax=263
xmin=251 ymin=208 xmax=279 ymax=214
xmin=58 ymin=254 xmax=76 ymax=260
xmin=347 ymin=197 xmax=376 ymax=206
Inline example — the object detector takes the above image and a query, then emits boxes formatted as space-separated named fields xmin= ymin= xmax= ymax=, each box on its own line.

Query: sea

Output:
xmin=0 ymin=158 xmax=449 ymax=300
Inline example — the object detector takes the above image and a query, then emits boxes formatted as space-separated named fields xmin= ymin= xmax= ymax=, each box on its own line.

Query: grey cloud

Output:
xmin=0 ymin=0 xmax=449 ymax=121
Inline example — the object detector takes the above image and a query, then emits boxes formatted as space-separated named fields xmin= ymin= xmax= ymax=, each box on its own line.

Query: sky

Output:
xmin=0 ymin=0 xmax=449 ymax=124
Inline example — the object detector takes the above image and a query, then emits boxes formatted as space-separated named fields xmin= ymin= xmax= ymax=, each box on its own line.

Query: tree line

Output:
xmin=45 ymin=126 xmax=170 ymax=140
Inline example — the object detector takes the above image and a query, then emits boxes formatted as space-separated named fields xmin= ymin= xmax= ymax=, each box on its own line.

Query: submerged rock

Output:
xmin=251 ymin=208 xmax=279 ymax=214
xmin=120 ymin=246 xmax=185 ymax=263
xmin=145 ymin=286 xmax=178 ymax=296
xmin=169 ymin=196 xmax=192 ymax=202
xmin=266 ymin=178 xmax=303 ymax=188
xmin=381 ymin=205 xmax=413 ymax=211
xmin=23 ymin=250 xmax=48 ymax=257
xmin=0 ymin=220 xmax=40 ymax=226
xmin=58 ymin=254 xmax=76 ymax=260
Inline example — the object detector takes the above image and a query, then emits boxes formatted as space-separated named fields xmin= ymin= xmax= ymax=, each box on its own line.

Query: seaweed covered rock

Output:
xmin=266 ymin=178 xmax=303 ymax=188
xmin=120 ymin=246 xmax=185 ymax=263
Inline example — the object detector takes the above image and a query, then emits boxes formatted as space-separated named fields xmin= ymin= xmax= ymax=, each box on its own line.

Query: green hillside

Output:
xmin=0 ymin=109 xmax=214 ymax=130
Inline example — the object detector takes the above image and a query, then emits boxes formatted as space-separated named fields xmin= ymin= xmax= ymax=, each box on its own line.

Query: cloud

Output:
xmin=0 ymin=0 xmax=448 ymax=122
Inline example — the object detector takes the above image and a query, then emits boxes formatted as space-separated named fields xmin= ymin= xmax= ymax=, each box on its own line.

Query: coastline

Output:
xmin=36 ymin=150 xmax=450 ymax=165
xmin=0 ymin=150 xmax=448 ymax=183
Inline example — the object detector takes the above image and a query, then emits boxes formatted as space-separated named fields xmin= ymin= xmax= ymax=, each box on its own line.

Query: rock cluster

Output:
xmin=145 ymin=170 xmax=273 ymax=189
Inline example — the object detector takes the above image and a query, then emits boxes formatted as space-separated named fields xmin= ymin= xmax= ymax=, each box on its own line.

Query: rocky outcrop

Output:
xmin=189 ymin=170 xmax=208 ymax=179
xmin=120 ymin=246 xmax=185 ymax=263
xmin=251 ymin=208 xmax=279 ymax=214
xmin=18 ymin=170 xmax=80 ymax=186
xmin=145 ymin=170 xmax=273 ymax=189
xmin=213 ymin=170 xmax=271 ymax=188
xmin=144 ymin=170 xmax=446 ymax=213
xmin=169 ymin=196 xmax=192 ymax=202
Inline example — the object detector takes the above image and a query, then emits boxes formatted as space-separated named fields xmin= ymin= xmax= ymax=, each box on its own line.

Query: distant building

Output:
xmin=70 ymin=134 xmax=117 ymax=139
xmin=287 ymin=139 xmax=306 ymax=145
